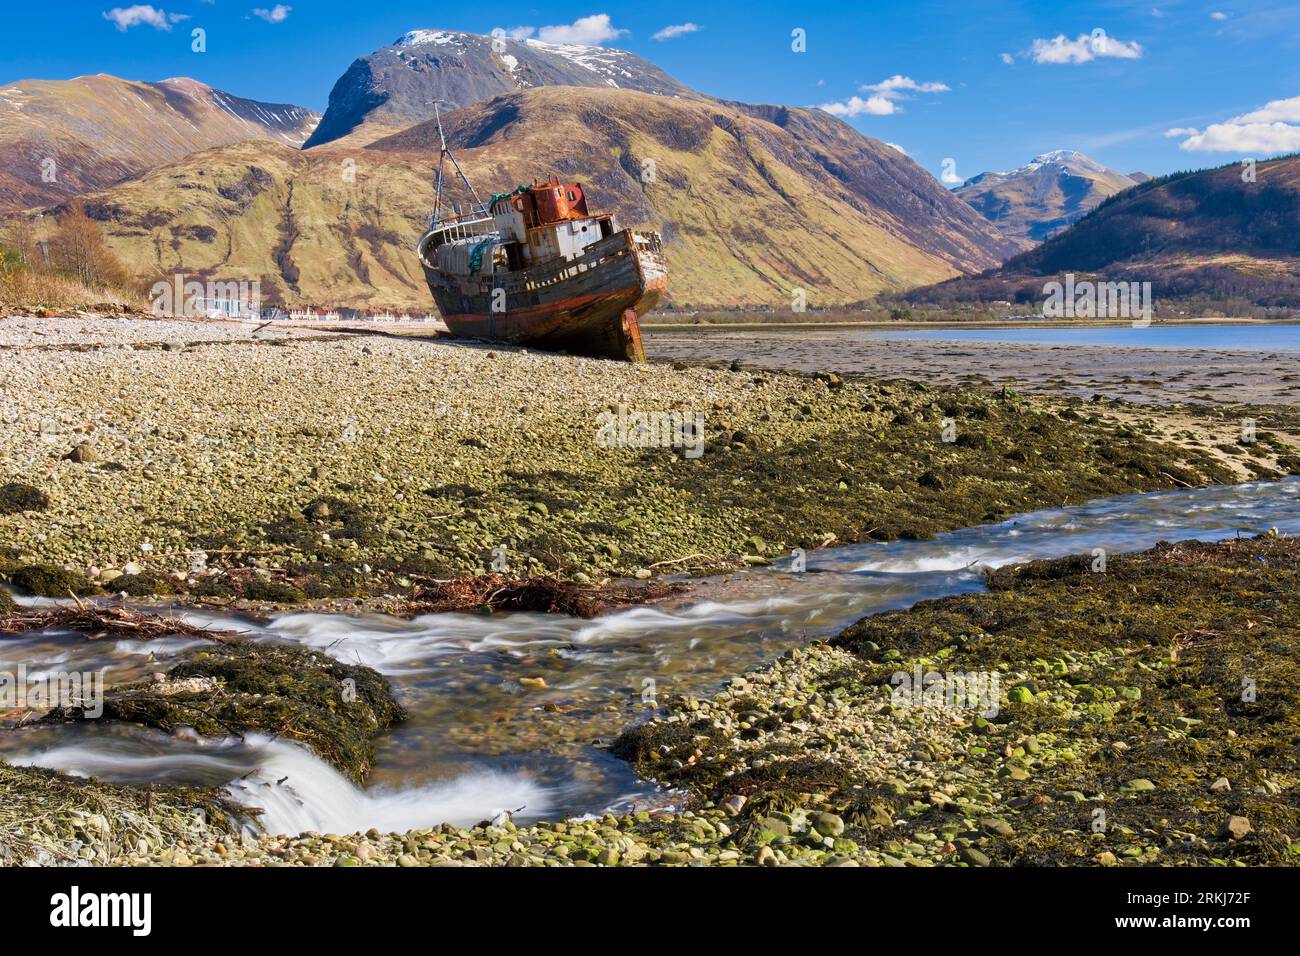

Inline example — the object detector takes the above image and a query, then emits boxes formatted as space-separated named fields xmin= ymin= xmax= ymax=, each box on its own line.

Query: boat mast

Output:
xmin=430 ymin=101 xmax=485 ymax=226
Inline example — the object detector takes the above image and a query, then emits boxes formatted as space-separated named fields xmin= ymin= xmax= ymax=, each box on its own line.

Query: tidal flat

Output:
xmin=6 ymin=533 xmax=1297 ymax=866
xmin=2 ymin=316 xmax=1295 ymax=609
xmin=2 ymin=315 xmax=1299 ymax=866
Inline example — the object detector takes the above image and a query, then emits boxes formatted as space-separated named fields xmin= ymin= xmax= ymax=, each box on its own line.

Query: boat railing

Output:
xmin=428 ymin=207 xmax=495 ymax=244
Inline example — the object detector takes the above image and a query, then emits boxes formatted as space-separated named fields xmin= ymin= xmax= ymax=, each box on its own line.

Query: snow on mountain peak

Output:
xmin=1024 ymin=149 xmax=1108 ymax=175
xmin=395 ymin=30 xmax=468 ymax=48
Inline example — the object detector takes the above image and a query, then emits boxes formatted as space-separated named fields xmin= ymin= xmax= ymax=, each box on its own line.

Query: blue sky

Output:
xmin=5 ymin=1 xmax=1300 ymax=183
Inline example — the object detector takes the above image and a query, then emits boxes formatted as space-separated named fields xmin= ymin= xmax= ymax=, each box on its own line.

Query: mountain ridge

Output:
xmin=29 ymin=86 xmax=1018 ymax=310
xmin=908 ymin=155 xmax=1300 ymax=310
xmin=0 ymin=74 xmax=319 ymax=213
xmin=955 ymin=149 xmax=1140 ymax=246
xmin=303 ymin=29 xmax=697 ymax=149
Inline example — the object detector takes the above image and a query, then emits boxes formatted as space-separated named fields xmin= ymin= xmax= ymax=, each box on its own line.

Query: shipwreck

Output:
xmin=416 ymin=112 xmax=667 ymax=362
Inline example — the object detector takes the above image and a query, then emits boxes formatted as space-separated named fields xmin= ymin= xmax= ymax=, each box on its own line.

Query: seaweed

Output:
xmin=617 ymin=534 xmax=1300 ymax=866
xmin=0 ymin=604 xmax=237 ymax=640
xmin=0 ymin=483 xmax=50 ymax=515
xmin=401 ymin=573 xmax=682 ymax=619
xmin=8 ymin=565 xmax=100 ymax=598
xmin=110 ymin=573 xmax=179 ymax=597
xmin=45 ymin=640 xmax=404 ymax=783
xmin=0 ymin=762 xmax=240 ymax=866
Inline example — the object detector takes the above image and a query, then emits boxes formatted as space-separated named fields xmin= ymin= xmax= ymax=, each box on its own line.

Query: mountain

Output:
xmin=41 ymin=86 xmax=1018 ymax=310
xmin=303 ymin=29 xmax=697 ymax=148
xmin=908 ymin=155 xmax=1300 ymax=309
xmin=0 ymin=75 xmax=319 ymax=213
xmin=955 ymin=150 xmax=1140 ymax=245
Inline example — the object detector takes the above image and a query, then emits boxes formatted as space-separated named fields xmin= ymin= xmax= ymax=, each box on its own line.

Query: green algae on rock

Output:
xmin=44 ymin=641 xmax=405 ymax=782
xmin=10 ymin=534 xmax=1300 ymax=867
xmin=0 ymin=483 xmax=50 ymax=516
xmin=8 ymin=564 xmax=100 ymax=598
xmin=0 ymin=322 xmax=1264 ymax=607
xmin=613 ymin=534 xmax=1300 ymax=867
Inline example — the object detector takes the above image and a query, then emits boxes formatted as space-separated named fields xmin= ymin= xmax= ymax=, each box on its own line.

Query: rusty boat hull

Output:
xmin=421 ymin=229 xmax=667 ymax=362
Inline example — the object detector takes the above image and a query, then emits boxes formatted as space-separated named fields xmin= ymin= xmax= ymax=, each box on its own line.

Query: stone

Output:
xmin=958 ymin=845 xmax=990 ymax=867
xmin=1123 ymin=778 xmax=1157 ymax=792
xmin=721 ymin=795 xmax=747 ymax=816
xmin=1222 ymin=816 xmax=1252 ymax=841
xmin=811 ymin=812 xmax=845 ymax=838
xmin=865 ymin=802 xmax=895 ymax=827
xmin=1007 ymin=685 xmax=1034 ymax=705
xmin=1209 ymin=777 xmax=1231 ymax=793
xmin=980 ymin=818 xmax=1015 ymax=837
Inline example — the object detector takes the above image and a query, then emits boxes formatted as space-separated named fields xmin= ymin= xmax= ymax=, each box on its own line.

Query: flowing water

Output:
xmin=3 ymin=479 xmax=1299 ymax=835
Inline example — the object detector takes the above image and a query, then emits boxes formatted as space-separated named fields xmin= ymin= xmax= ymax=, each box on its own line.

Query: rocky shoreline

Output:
xmin=3 ymin=316 xmax=1299 ymax=867
xmin=4 ymin=316 xmax=1294 ymax=613
xmin=5 ymin=533 xmax=1294 ymax=866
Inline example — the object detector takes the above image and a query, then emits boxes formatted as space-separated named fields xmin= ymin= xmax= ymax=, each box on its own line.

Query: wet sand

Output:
xmin=645 ymin=327 xmax=1300 ymax=406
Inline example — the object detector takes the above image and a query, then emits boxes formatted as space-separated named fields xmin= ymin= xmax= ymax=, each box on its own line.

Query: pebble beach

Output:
xmin=2 ymin=315 xmax=1299 ymax=867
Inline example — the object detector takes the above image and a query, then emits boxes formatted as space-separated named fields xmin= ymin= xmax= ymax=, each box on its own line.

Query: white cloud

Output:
xmin=535 ymin=14 xmax=625 ymax=46
xmin=1173 ymin=94 xmax=1300 ymax=153
xmin=1180 ymin=122 xmax=1300 ymax=153
xmin=863 ymin=75 xmax=950 ymax=96
xmin=1163 ymin=127 xmax=1200 ymax=137
xmin=653 ymin=23 xmax=701 ymax=41
xmin=252 ymin=4 xmax=292 ymax=23
xmin=818 ymin=95 xmax=898 ymax=117
xmin=102 ymin=5 xmax=173 ymax=30
xmin=1211 ymin=11 xmax=1229 ymax=21
xmin=1000 ymin=52 xmax=1015 ymax=65
xmin=502 ymin=26 xmax=536 ymax=40
xmin=1030 ymin=29 xmax=1143 ymax=64
xmin=884 ymin=142 xmax=907 ymax=155
xmin=1235 ymin=95 xmax=1300 ymax=124
xmin=819 ymin=74 xmax=948 ymax=118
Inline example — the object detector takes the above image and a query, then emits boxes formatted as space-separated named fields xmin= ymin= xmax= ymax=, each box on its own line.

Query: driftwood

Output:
xmin=0 ymin=604 xmax=240 ymax=642
xmin=399 ymin=574 xmax=683 ymax=619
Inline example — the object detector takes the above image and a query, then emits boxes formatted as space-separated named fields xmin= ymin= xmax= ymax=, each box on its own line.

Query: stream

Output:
xmin=2 ymin=478 xmax=1298 ymax=835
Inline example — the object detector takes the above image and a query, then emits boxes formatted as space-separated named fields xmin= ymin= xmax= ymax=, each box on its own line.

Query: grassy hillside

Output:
xmin=0 ymin=75 xmax=319 ymax=213
xmin=14 ymin=87 xmax=1017 ymax=311
xmin=909 ymin=155 xmax=1300 ymax=311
